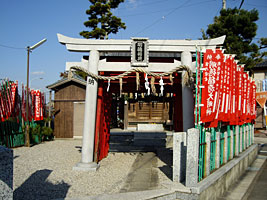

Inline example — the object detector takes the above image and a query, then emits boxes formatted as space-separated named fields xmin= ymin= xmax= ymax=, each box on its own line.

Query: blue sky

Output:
xmin=0 ymin=0 xmax=266 ymax=96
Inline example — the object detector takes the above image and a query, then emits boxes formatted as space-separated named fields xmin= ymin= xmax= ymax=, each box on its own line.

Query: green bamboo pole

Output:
xmin=199 ymin=127 xmax=202 ymax=181
xmin=227 ymin=125 xmax=230 ymax=161
xmin=199 ymin=49 xmax=205 ymax=181
xmin=210 ymin=128 xmax=213 ymax=171
xmin=213 ymin=128 xmax=216 ymax=170
xmin=198 ymin=49 xmax=203 ymax=126
xmin=195 ymin=48 xmax=198 ymax=128
xmin=249 ymin=123 xmax=251 ymax=146
xmin=211 ymin=128 xmax=216 ymax=171
xmin=250 ymin=123 xmax=252 ymax=145
xmin=242 ymin=124 xmax=244 ymax=151
xmin=204 ymin=127 xmax=206 ymax=177
xmin=220 ymin=124 xmax=224 ymax=165
xmin=233 ymin=125 xmax=236 ymax=156
xmin=241 ymin=125 xmax=242 ymax=152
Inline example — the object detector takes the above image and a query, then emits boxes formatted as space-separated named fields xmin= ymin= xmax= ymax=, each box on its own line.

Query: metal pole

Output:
xmin=195 ymin=47 xmax=198 ymax=128
xmin=48 ymin=90 xmax=52 ymax=128
xmin=25 ymin=46 xmax=30 ymax=147
xmin=223 ymin=0 xmax=226 ymax=9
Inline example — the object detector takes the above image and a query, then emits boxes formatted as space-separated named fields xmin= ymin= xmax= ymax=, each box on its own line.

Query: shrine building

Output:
xmin=55 ymin=34 xmax=225 ymax=170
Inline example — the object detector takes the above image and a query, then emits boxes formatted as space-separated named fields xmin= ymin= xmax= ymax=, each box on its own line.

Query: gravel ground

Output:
xmin=13 ymin=140 xmax=138 ymax=200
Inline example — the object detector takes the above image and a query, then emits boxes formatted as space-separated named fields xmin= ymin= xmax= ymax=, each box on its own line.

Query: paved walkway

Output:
xmin=120 ymin=152 xmax=159 ymax=193
xmin=247 ymin=144 xmax=267 ymax=200
xmin=218 ymin=134 xmax=267 ymax=200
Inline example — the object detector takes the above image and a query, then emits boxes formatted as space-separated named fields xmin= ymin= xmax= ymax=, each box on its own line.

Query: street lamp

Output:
xmin=25 ymin=38 xmax=47 ymax=147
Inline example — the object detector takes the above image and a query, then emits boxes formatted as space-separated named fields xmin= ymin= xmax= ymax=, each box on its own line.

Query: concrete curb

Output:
xmin=55 ymin=189 xmax=175 ymax=200
xmin=191 ymin=144 xmax=257 ymax=194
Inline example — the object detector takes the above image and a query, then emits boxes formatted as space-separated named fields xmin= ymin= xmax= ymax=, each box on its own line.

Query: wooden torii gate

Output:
xmin=57 ymin=34 xmax=226 ymax=171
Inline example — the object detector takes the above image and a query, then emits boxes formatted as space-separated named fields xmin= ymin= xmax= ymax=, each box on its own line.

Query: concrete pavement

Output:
xmin=120 ymin=152 xmax=159 ymax=192
xmin=218 ymin=131 xmax=267 ymax=200
xmin=247 ymin=143 xmax=267 ymax=200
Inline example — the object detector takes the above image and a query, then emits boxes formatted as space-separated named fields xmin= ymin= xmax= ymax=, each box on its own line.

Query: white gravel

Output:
xmin=13 ymin=140 xmax=138 ymax=200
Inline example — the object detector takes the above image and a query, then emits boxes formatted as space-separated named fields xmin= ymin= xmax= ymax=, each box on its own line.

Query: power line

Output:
xmin=122 ymin=0 xmax=172 ymax=9
xmin=134 ymin=0 xmax=192 ymax=36
xmin=0 ymin=44 xmax=25 ymax=50
xmin=246 ymin=3 xmax=267 ymax=8
xmin=134 ymin=0 xmax=173 ymax=8
xmin=134 ymin=0 xmax=216 ymax=36
xmin=120 ymin=7 xmax=175 ymax=17
xmin=122 ymin=0 xmax=215 ymax=18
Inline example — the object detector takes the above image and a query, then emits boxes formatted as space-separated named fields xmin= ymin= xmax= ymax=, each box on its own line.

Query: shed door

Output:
xmin=54 ymin=101 xmax=73 ymax=138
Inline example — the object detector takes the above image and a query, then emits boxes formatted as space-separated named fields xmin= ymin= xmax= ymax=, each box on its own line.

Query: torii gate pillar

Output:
xmin=181 ymin=51 xmax=194 ymax=131
xmin=73 ymin=50 xmax=99 ymax=171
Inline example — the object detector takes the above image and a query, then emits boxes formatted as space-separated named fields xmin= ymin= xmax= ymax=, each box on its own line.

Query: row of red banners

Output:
xmin=21 ymin=85 xmax=45 ymax=122
xmin=0 ymin=81 xmax=20 ymax=122
xmin=196 ymin=49 xmax=256 ymax=128
xmin=0 ymin=80 xmax=45 ymax=122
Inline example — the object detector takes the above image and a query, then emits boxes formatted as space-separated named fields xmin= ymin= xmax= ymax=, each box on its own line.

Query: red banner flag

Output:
xmin=218 ymin=54 xmax=226 ymax=121
xmin=0 ymin=92 xmax=4 ymax=122
xmin=34 ymin=90 xmax=41 ymax=121
xmin=220 ymin=56 xmax=231 ymax=122
xmin=11 ymin=82 xmax=17 ymax=116
xmin=209 ymin=49 xmax=224 ymax=127
xmin=230 ymin=60 xmax=237 ymax=125
xmin=40 ymin=92 xmax=44 ymax=120
xmin=227 ymin=56 xmax=233 ymax=122
xmin=246 ymin=78 xmax=252 ymax=123
xmin=21 ymin=84 xmax=26 ymax=121
xmin=201 ymin=49 xmax=218 ymax=123
xmin=242 ymin=72 xmax=248 ymax=123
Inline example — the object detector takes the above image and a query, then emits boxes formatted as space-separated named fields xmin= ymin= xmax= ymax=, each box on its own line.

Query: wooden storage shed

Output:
xmin=47 ymin=74 xmax=86 ymax=138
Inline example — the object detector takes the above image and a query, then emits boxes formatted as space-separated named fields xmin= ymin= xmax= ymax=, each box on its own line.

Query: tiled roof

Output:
xmin=46 ymin=74 xmax=86 ymax=90
xmin=255 ymin=59 xmax=267 ymax=68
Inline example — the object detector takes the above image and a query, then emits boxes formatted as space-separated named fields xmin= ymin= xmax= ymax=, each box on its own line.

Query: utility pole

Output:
xmin=223 ymin=0 xmax=226 ymax=9
xmin=25 ymin=38 xmax=47 ymax=147
xmin=25 ymin=46 xmax=30 ymax=147
xmin=239 ymin=0 xmax=244 ymax=9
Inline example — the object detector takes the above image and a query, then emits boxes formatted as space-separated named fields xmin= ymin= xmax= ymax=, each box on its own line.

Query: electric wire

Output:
xmin=132 ymin=0 xmax=173 ymax=8
xmin=134 ymin=0 xmax=192 ymax=36
xmin=0 ymin=44 xmax=25 ymax=50
xmin=134 ymin=0 xmax=216 ymax=36
xmin=122 ymin=0 xmax=172 ymax=9
xmin=246 ymin=3 xmax=267 ymax=8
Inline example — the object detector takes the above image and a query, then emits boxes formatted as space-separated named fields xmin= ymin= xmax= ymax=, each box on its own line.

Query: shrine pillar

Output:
xmin=73 ymin=50 xmax=99 ymax=171
xmin=181 ymin=51 xmax=194 ymax=132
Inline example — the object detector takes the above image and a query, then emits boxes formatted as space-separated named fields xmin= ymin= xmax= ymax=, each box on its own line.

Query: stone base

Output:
xmin=137 ymin=124 xmax=164 ymax=131
xmin=73 ymin=162 xmax=99 ymax=171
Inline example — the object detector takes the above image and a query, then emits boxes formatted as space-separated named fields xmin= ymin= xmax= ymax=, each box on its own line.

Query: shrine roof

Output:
xmin=254 ymin=59 xmax=267 ymax=68
xmin=46 ymin=74 xmax=86 ymax=90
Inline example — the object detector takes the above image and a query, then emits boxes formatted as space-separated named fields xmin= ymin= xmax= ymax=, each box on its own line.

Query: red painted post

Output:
xmin=173 ymin=73 xmax=183 ymax=132
xmin=94 ymin=81 xmax=103 ymax=162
